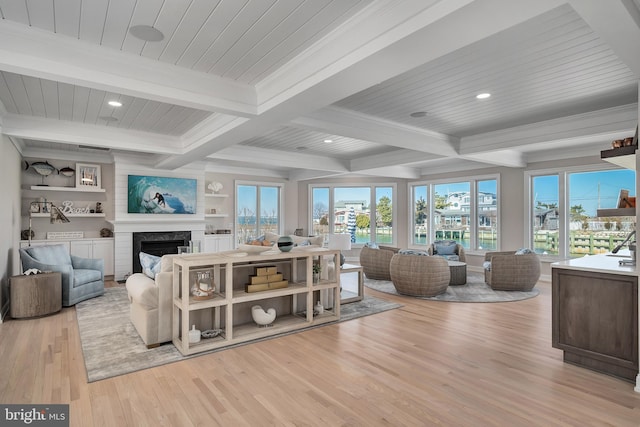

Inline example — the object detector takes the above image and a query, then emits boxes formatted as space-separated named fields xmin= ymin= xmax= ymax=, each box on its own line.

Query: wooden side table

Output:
xmin=447 ymin=261 xmax=467 ymax=286
xmin=10 ymin=272 xmax=62 ymax=318
xmin=340 ymin=264 xmax=364 ymax=304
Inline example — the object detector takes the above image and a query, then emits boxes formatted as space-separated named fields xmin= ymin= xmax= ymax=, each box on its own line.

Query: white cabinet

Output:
xmin=70 ymin=239 xmax=115 ymax=275
xmin=172 ymin=249 xmax=341 ymax=355
xmin=203 ymin=234 xmax=233 ymax=253
xmin=22 ymin=238 xmax=114 ymax=276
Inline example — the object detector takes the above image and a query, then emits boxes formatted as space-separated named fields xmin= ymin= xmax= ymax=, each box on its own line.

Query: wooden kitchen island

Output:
xmin=552 ymin=254 xmax=638 ymax=385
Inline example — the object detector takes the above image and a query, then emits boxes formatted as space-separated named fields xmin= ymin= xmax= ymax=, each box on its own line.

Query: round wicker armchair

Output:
xmin=389 ymin=254 xmax=450 ymax=297
xmin=359 ymin=245 xmax=399 ymax=280
xmin=484 ymin=251 xmax=540 ymax=291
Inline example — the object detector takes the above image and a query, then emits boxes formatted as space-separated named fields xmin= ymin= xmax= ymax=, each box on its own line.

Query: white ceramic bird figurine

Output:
xmin=251 ymin=305 xmax=276 ymax=327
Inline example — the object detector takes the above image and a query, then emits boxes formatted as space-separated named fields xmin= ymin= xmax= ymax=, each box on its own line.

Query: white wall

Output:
xmin=0 ymin=136 xmax=22 ymax=322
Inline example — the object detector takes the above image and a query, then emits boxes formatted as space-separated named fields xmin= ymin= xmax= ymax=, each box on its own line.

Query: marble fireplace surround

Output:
xmin=110 ymin=220 xmax=205 ymax=280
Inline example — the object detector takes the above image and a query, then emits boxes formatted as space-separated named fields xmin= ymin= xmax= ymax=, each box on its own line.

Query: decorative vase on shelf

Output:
xmin=251 ymin=305 xmax=276 ymax=327
xmin=188 ymin=325 xmax=201 ymax=343
xmin=277 ymin=235 xmax=294 ymax=252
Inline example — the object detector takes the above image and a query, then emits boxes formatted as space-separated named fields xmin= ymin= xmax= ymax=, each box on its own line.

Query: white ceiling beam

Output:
xmin=287 ymin=169 xmax=349 ymax=182
xmin=2 ymin=114 xmax=180 ymax=154
xmin=0 ymin=21 xmax=257 ymax=116
xmin=156 ymin=0 xmax=564 ymax=170
xmin=460 ymin=150 xmax=526 ymax=168
xmin=459 ymin=104 xmax=638 ymax=154
xmin=569 ymin=0 xmax=640 ymax=77
xmin=291 ymin=107 xmax=458 ymax=156
xmin=352 ymin=165 xmax=422 ymax=179
xmin=203 ymin=161 xmax=290 ymax=179
xmin=211 ymin=145 xmax=350 ymax=173
xmin=350 ymin=148 xmax=443 ymax=171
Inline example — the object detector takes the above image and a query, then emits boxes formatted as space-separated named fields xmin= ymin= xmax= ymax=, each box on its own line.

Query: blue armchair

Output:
xmin=20 ymin=244 xmax=104 ymax=306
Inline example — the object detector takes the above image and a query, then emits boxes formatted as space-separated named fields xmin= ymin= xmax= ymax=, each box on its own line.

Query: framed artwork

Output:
xmin=127 ymin=175 xmax=197 ymax=214
xmin=76 ymin=163 xmax=101 ymax=188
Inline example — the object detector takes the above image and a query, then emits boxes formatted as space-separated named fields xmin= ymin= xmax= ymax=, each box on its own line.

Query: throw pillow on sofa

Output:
xmin=140 ymin=252 xmax=162 ymax=279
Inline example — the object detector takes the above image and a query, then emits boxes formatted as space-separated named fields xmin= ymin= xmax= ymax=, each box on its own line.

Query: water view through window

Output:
xmin=311 ymin=185 xmax=394 ymax=244
xmin=531 ymin=169 xmax=635 ymax=257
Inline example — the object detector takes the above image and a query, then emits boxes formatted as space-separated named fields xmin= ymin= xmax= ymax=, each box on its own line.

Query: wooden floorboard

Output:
xmin=1 ymin=278 xmax=639 ymax=426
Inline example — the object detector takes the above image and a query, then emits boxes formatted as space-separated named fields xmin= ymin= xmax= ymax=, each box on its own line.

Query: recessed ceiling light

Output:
xmin=476 ymin=93 xmax=491 ymax=99
xmin=324 ymin=139 xmax=333 ymax=143
xmin=129 ymin=25 xmax=164 ymax=42
xmin=108 ymin=100 xmax=122 ymax=107
xmin=410 ymin=111 xmax=428 ymax=118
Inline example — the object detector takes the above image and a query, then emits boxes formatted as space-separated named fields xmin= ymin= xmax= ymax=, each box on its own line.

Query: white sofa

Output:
xmin=125 ymin=254 xmax=178 ymax=348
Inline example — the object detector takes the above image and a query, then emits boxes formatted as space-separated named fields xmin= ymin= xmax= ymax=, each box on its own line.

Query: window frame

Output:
xmin=235 ymin=180 xmax=284 ymax=244
xmin=308 ymin=183 xmax=397 ymax=246
xmin=408 ymin=174 xmax=500 ymax=253
xmin=525 ymin=163 xmax=635 ymax=261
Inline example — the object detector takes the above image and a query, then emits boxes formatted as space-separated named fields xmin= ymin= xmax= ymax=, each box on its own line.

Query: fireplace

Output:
xmin=132 ymin=231 xmax=191 ymax=273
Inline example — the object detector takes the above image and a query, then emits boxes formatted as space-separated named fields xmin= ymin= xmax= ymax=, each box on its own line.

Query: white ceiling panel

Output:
xmin=334 ymin=4 xmax=637 ymax=137
xmin=0 ymin=1 xmax=639 ymax=179
xmin=240 ymin=126 xmax=393 ymax=159
xmin=0 ymin=71 xmax=212 ymax=136
xmin=53 ymin=0 xmax=81 ymax=38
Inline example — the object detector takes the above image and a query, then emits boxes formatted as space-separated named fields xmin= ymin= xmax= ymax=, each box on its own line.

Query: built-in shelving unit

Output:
xmin=31 ymin=213 xmax=105 ymax=218
xmin=601 ymin=145 xmax=637 ymax=170
xmin=599 ymin=142 xmax=637 ymax=217
xmin=172 ymin=249 xmax=340 ymax=356
xmin=29 ymin=185 xmax=106 ymax=193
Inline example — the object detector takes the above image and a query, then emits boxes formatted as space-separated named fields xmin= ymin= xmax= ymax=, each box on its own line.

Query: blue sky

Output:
xmin=536 ymin=170 xmax=635 ymax=216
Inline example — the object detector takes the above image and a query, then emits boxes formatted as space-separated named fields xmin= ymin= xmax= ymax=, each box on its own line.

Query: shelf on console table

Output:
xmin=171 ymin=249 xmax=341 ymax=356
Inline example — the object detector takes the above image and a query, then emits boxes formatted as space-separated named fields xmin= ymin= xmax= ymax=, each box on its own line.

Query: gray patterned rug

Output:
xmin=364 ymin=272 xmax=539 ymax=302
xmin=76 ymin=287 xmax=401 ymax=382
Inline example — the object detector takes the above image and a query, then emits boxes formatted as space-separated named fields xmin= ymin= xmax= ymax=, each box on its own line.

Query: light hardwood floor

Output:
xmin=1 ymin=278 xmax=639 ymax=426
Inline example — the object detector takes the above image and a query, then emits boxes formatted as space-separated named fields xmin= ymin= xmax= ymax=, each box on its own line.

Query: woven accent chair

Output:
xmin=484 ymin=251 xmax=540 ymax=291
xmin=359 ymin=245 xmax=400 ymax=280
xmin=428 ymin=241 xmax=466 ymax=262
xmin=389 ymin=253 xmax=450 ymax=297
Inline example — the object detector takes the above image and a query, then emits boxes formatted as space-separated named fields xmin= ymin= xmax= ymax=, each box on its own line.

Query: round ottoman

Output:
xmin=389 ymin=254 xmax=450 ymax=297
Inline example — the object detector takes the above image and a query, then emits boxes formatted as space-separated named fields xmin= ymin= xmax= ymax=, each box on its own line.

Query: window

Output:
xmin=236 ymin=182 xmax=282 ymax=244
xmin=410 ymin=176 xmax=499 ymax=251
xmin=309 ymin=184 xmax=395 ymax=245
xmin=527 ymin=167 xmax=635 ymax=258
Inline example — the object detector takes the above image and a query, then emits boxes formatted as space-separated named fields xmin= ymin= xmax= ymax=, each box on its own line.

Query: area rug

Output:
xmin=76 ymin=287 xmax=401 ymax=382
xmin=364 ymin=272 xmax=539 ymax=302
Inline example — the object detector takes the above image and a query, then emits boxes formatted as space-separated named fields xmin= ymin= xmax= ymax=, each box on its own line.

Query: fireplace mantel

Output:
xmin=109 ymin=219 xmax=205 ymax=233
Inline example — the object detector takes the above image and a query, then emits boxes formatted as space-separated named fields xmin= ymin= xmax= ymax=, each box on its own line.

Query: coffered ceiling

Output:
xmin=0 ymin=0 xmax=638 ymax=180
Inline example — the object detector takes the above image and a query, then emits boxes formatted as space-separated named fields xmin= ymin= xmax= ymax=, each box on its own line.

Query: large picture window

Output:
xmin=310 ymin=184 xmax=395 ymax=245
xmin=410 ymin=176 xmax=499 ymax=251
xmin=236 ymin=182 xmax=282 ymax=245
xmin=527 ymin=167 xmax=635 ymax=258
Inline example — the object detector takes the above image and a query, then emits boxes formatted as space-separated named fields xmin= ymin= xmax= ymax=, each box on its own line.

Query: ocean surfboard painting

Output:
xmin=127 ymin=175 xmax=197 ymax=214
